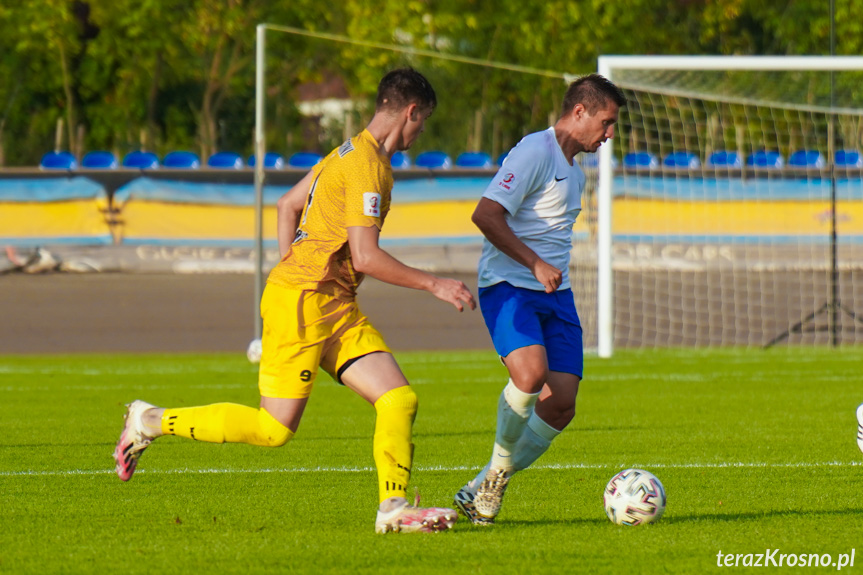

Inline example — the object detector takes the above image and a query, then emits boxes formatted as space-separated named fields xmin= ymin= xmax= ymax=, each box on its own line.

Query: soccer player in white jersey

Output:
xmin=453 ymin=74 xmax=626 ymax=525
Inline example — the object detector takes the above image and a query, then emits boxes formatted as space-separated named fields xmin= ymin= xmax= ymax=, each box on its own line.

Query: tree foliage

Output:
xmin=0 ymin=0 xmax=860 ymax=166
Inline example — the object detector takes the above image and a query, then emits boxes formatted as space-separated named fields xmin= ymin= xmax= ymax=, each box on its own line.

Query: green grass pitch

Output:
xmin=2 ymin=348 xmax=862 ymax=573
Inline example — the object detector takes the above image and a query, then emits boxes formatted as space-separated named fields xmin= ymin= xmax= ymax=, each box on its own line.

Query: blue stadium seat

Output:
xmin=788 ymin=150 xmax=825 ymax=168
xmin=288 ymin=152 xmax=323 ymax=169
xmin=163 ymin=151 xmax=201 ymax=169
xmin=455 ymin=151 xmax=492 ymax=169
xmin=40 ymin=151 xmax=77 ymax=170
xmin=247 ymin=152 xmax=285 ymax=169
xmin=415 ymin=151 xmax=452 ymax=169
xmin=623 ymin=151 xmax=658 ymax=170
xmin=207 ymin=151 xmax=244 ymax=169
xmin=81 ymin=151 xmax=117 ymax=169
xmin=747 ymin=150 xmax=784 ymax=169
xmin=835 ymin=149 xmax=862 ymax=168
xmin=122 ymin=151 xmax=160 ymax=170
xmin=390 ymin=151 xmax=411 ymax=169
xmin=496 ymin=152 xmax=509 ymax=166
xmin=707 ymin=150 xmax=742 ymax=168
xmin=663 ymin=151 xmax=701 ymax=169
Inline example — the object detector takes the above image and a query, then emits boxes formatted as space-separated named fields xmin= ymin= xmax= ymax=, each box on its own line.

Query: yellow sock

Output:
xmin=161 ymin=403 xmax=293 ymax=447
xmin=373 ymin=386 xmax=418 ymax=503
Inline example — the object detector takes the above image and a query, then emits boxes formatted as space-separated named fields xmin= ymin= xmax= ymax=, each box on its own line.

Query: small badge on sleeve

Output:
xmin=497 ymin=172 xmax=516 ymax=191
xmin=363 ymin=192 xmax=382 ymax=217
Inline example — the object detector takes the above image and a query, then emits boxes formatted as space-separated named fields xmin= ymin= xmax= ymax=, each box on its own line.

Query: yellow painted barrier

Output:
xmin=613 ymin=199 xmax=863 ymax=236
xmin=0 ymin=199 xmax=112 ymax=243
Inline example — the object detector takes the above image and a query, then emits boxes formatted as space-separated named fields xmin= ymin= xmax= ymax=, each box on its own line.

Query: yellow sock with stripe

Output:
xmin=373 ymin=386 xmax=418 ymax=504
xmin=161 ymin=403 xmax=293 ymax=447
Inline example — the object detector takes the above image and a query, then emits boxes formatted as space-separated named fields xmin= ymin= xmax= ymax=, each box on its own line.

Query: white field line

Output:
xmin=2 ymin=460 xmax=861 ymax=478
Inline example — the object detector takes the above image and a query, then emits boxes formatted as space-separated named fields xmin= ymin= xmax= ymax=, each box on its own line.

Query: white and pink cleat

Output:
xmin=375 ymin=501 xmax=457 ymax=534
xmin=113 ymin=400 xmax=156 ymax=481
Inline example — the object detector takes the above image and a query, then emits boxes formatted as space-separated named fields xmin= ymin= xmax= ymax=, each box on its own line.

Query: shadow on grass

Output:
xmin=454 ymin=508 xmax=863 ymax=530
xmin=456 ymin=517 xmax=609 ymax=529
xmin=665 ymin=508 xmax=863 ymax=524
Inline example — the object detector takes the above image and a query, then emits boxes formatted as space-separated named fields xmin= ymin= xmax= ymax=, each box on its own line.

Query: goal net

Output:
xmin=594 ymin=56 xmax=863 ymax=355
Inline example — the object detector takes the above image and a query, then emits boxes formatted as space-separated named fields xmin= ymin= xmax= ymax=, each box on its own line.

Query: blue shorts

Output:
xmin=479 ymin=282 xmax=583 ymax=378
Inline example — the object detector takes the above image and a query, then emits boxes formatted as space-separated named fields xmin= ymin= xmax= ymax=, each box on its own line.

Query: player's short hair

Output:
xmin=561 ymin=74 xmax=626 ymax=116
xmin=376 ymin=68 xmax=437 ymax=113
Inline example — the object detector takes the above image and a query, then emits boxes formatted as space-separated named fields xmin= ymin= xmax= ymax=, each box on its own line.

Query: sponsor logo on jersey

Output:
xmin=363 ymin=192 xmax=381 ymax=217
xmin=292 ymin=229 xmax=308 ymax=244
xmin=498 ymin=172 xmax=515 ymax=190
xmin=338 ymin=139 xmax=354 ymax=157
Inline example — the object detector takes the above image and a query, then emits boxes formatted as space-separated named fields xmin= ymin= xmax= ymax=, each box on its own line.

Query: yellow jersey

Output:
xmin=267 ymin=129 xmax=393 ymax=301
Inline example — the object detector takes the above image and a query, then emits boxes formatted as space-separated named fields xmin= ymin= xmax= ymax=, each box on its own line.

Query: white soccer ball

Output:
xmin=603 ymin=468 xmax=666 ymax=526
xmin=246 ymin=338 xmax=262 ymax=363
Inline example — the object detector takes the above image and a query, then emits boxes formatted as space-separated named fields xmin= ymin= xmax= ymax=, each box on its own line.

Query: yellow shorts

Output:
xmin=258 ymin=283 xmax=391 ymax=399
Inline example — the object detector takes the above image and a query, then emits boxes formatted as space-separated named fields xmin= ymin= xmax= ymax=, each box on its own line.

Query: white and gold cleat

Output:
xmin=474 ymin=468 xmax=510 ymax=523
xmin=453 ymin=487 xmax=494 ymax=526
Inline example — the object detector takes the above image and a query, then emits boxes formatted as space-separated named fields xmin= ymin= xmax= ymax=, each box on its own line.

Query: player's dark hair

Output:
xmin=376 ymin=68 xmax=437 ymax=113
xmin=561 ymin=74 xmax=626 ymax=116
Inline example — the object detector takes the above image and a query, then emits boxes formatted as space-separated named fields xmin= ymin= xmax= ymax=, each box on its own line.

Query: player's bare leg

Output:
xmin=340 ymin=352 xmax=457 ymax=533
xmin=462 ymin=367 xmax=579 ymax=524
xmin=533 ymin=371 xmax=580 ymax=432
xmin=490 ymin=345 xmax=547 ymax=468
xmin=465 ymin=346 xmax=545 ymax=523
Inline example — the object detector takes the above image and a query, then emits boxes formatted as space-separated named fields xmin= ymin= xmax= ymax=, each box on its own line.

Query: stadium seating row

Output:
xmin=38 ymin=150 xmax=508 ymax=171
xmin=41 ymin=148 xmax=862 ymax=172
xmin=622 ymin=149 xmax=863 ymax=169
xmin=40 ymin=150 xmax=318 ymax=170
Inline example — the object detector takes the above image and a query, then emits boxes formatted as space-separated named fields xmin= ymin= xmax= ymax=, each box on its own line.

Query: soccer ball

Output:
xmin=603 ymin=468 xmax=666 ymax=526
xmin=246 ymin=338 xmax=262 ymax=363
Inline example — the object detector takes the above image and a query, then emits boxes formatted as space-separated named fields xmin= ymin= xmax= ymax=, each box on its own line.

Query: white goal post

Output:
xmin=596 ymin=55 xmax=863 ymax=357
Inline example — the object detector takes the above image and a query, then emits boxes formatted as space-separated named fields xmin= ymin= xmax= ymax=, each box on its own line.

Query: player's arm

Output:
xmin=347 ymin=225 xmax=475 ymax=312
xmin=276 ymin=170 xmax=316 ymax=258
xmin=472 ymin=197 xmax=562 ymax=293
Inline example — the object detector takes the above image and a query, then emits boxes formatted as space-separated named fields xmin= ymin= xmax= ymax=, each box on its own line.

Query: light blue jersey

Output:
xmin=477 ymin=127 xmax=586 ymax=290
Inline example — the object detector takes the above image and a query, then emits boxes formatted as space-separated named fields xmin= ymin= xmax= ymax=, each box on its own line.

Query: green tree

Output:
xmin=84 ymin=0 xmax=188 ymax=153
xmin=0 ymin=0 xmax=87 ymax=164
xmin=4 ymin=0 xmax=863 ymax=167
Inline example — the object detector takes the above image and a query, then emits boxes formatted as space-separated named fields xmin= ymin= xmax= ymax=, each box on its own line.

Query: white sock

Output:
xmin=466 ymin=461 xmax=491 ymax=495
xmin=489 ymin=379 xmax=539 ymax=472
xmin=465 ymin=413 xmax=561 ymax=496
xmin=512 ymin=411 xmax=561 ymax=472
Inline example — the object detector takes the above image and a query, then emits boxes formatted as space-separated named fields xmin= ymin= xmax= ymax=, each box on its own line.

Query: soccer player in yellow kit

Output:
xmin=113 ymin=68 xmax=476 ymax=534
